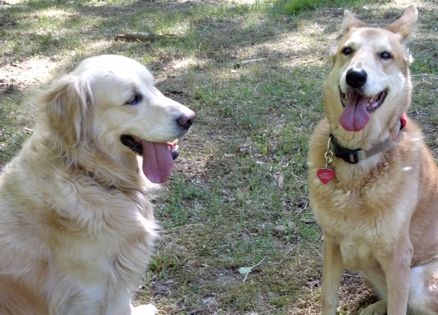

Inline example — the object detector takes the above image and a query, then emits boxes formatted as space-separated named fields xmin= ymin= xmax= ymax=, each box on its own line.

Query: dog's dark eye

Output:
xmin=341 ymin=46 xmax=353 ymax=56
xmin=126 ymin=93 xmax=143 ymax=106
xmin=380 ymin=51 xmax=392 ymax=60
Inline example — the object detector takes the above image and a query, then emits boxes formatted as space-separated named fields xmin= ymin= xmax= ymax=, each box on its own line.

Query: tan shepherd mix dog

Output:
xmin=309 ymin=6 xmax=438 ymax=315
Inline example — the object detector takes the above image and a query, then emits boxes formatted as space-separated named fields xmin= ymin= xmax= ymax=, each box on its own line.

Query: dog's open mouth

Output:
xmin=339 ymin=87 xmax=387 ymax=132
xmin=120 ymin=135 xmax=180 ymax=184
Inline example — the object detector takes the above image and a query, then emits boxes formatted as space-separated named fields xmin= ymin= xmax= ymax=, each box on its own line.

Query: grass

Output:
xmin=273 ymin=0 xmax=368 ymax=14
xmin=1 ymin=0 xmax=437 ymax=314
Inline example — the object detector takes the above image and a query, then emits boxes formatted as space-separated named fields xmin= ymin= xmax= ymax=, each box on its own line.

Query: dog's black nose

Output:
xmin=177 ymin=112 xmax=196 ymax=130
xmin=346 ymin=68 xmax=367 ymax=88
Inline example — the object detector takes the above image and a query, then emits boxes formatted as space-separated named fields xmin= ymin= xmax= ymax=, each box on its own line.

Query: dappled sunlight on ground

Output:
xmin=0 ymin=56 xmax=60 ymax=93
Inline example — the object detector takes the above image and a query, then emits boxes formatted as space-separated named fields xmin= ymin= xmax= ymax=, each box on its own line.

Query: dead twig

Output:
xmin=114 ymin=32 xmax=176 ymax=42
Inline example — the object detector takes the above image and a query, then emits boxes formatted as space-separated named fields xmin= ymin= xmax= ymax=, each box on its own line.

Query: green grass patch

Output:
xmin=0 ymin=95 xmax=34 ymax=164
xmin=273 ymin=0 xmax=369 ymax=14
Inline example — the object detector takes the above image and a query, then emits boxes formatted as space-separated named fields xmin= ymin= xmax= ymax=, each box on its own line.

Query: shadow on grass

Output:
xmin=0 ymin=0 xmax=353 ymax=67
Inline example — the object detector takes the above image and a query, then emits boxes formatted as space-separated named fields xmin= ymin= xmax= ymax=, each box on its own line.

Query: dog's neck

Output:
xmin=77 ymin=150 xmax=145 ymax=191
xmin=330 ymin=113 xmax=407 ymax=164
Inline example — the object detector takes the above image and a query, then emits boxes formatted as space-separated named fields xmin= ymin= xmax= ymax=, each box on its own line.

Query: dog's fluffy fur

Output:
xmin=0 ymin=55 xmax=195 ymax=314
xmin=309 ymin=6 xmax=438 ymax=315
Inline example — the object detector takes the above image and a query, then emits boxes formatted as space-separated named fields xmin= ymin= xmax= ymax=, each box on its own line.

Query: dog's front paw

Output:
xmin=359 ymin=300 xmax=386 ymax=315
xmin=132 ymin=304 xmax=158 ymax=315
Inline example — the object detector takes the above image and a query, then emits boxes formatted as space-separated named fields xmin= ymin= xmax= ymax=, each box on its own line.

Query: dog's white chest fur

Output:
xmin=312 ymin=171 xmax=419 ymax=271
xmin=46 ymin=181 xmax=157 ymax=283
xmin=314 ymin=199 xmax=381 ymax=271
xmin=338 ymin=232 xmax=378 ymax=271
xmin=0 ymin=152 xmax=157 ymax=313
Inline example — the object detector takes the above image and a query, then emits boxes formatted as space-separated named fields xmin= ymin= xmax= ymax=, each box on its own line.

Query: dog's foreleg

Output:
xmin=321 ymin=236 xmax=343 ymax=315
xmin=378 ymin=238 xmax=412 ymax=315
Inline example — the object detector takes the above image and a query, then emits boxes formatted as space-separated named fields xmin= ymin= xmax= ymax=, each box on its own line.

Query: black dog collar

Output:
xmin=330 ymin=136 xmax=393 ymax=164
xmin=331 ymin=114 xmax=407 ymax=164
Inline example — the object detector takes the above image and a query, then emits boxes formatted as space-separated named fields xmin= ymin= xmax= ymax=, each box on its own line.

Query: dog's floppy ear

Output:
xmin=340 ymin=10 xmax=367 ymax=36
xmin=41 ymin=74 xmax=93 ymax=148
xmin=386 ymin=5 xmax=418 ymax=41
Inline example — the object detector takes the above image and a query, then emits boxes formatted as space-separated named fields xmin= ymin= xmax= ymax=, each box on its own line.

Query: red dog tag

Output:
xmin=317 ymin=168 xmax=335 ymax=184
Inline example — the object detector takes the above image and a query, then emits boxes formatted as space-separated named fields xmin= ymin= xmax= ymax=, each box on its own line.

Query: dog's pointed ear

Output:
xmin=340 ymin=10 xmax=367 ymax=36
xmin=386 ymin=5 xmax=418 ymax=41
xmin=41 ymin=74 xmax=93 ymax=149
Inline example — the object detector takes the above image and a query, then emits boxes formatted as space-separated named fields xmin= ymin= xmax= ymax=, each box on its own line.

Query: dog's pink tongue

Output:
xmin=339 ymin=93 xmax=370 ymax=132
xmin=141 ymin=141 xmax=173 ymax=184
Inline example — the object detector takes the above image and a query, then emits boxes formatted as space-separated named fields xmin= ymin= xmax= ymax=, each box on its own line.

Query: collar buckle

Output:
xmin=331 ymin=138 xmax=363 ymax=164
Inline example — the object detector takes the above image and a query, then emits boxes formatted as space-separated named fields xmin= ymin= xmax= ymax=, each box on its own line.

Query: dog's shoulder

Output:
xmin=308 ymin=118 xmax=331 ymax=167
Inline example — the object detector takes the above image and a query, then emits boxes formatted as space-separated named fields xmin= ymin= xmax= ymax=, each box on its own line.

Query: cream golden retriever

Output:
xmin=0 ymin=54 xmax=195 ymax=315
xmin=309 ymin=6 xmax=438 ymax=315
